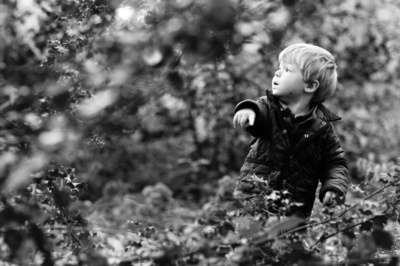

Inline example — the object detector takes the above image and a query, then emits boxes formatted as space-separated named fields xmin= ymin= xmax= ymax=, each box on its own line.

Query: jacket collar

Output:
xmin=316 ymin=104 xmax=341 ymax=122
xmin=265 ymin=89 xmax=341 ymax=122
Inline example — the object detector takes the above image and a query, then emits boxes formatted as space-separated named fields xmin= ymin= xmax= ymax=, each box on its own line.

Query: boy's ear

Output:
xmin=305 ymin=80 xmax=319 ymax=93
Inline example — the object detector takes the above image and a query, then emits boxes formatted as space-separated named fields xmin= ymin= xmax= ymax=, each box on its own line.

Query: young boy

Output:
xmin=233 ymin=43 xmax=349 ymax=218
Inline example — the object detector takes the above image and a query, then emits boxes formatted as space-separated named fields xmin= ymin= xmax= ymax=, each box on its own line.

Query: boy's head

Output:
xmin=278 ymin=43 xmax=338 ymax=104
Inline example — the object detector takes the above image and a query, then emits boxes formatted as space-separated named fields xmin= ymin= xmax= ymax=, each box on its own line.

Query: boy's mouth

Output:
xmin=273 ymin=82 xmax=278 ymax=86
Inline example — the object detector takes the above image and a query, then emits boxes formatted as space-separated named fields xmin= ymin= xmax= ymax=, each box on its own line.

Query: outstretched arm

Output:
xmin=233 ymin=97 xmax=270 ymax=137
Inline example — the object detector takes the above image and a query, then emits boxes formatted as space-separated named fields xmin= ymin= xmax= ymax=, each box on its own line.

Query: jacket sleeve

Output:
xmin=234 ymin=96 xmax=270 ymax=138
xmin=319 ymin=124 xmax=349 ymax=203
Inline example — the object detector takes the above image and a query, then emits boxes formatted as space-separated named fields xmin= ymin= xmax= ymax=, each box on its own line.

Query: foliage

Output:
xmin=2 ymin=160 xmax=399 ymax=265
xmin=1 ymin=0 xmax=400 ymax=265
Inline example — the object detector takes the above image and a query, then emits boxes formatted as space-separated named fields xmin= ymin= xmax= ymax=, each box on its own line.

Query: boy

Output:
xmin=233 ymin=43 xmax=349 ymax=218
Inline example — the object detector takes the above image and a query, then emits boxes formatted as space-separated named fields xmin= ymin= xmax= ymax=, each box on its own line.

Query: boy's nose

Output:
xmin=275 ymin=70 xmax=281 ymax=77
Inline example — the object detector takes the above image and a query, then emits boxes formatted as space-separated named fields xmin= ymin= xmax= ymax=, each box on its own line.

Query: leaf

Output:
xmin=372 ymin=215 xmax=388 ymax=230
xmin=4 ymin=229 xmax=24 ymax=254
xmin=77 ymin=89 xmax=118 ymax=118
xmin=367 ymin=171 xmax=375 ymax=181
xmin=167 ymin=72 xmax=184 ymax=91
xmin=358 ymin=208 xmax=373 ymax=216
xmin=204 ymin=0 xmax=236 ymax=31
xmin=216 ymin=244 xmax=231 ymax=256
xmin=52 ymin=91 xmax=71 ymax=111
xmin=282 ymin=0 xmax=297 ymax=7
xmin=357 ymin=233 xmax=377 ymax=258
xmin=285 ymin=248 xmax=322 ymax=265
xmin=234 ymin=216 xmax=263 ymax=238
xmin=53 ymin=187 xmax=71 ymax=209
xmin=53 ymin=45 xmax=69 ymax=54
xmin=267 ymin=216 xmax=305 ymax=238
xmin=359 ymin=221 xmax=373 ymax=232
xmin=30 ymin=172 xmax=45 ymax=183
xmin=3 ymin=152 xmax=48 ymax=192
xmin=266 ymin=190 xmax=281 ymax=201
xmin=39 ymin=130 xmax=65 ymax=148
xmin=143 ymin=48 xmax=164 ymax=66
xmin=341 ymin=231 xmax=356 ymax=250
xmin=0 ymin=152 xmax=18 ymax=176
xmin=372 ymin=230 xmax=394 ymax=250
xmin=218 ymin=220 xmax=235 ymax=236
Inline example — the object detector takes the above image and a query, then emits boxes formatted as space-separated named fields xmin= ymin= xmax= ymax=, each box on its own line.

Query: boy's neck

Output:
xmin=279 ymin=98 xmax=313 ymax=117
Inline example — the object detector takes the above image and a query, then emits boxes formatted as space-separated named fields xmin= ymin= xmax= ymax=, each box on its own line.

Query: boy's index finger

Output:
xmin=232 ymin=113 xmax=240 ymax=128
xmin=248 ymin=111 xmax=255 ymax=126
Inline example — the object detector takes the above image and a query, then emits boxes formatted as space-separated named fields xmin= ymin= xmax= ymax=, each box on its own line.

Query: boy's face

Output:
xmin=271 ymin=60 xmax=307 ymax=102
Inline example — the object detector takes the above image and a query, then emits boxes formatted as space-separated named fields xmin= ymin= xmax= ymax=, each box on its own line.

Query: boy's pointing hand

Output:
xmin=233 ymin=109 xmax=256 ymax=130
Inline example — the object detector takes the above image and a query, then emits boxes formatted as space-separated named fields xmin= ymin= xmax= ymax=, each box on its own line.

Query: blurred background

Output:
xmin=1 ymin=0 xmax=399 ymax=202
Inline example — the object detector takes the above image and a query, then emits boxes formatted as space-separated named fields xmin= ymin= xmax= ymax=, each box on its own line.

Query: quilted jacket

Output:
xmin=234 ymin=90 xmax=349 ymax=218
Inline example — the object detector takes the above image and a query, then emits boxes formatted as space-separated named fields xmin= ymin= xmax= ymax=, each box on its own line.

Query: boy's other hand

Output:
xmin=233 ymin=109 xmax=256 ymax=130
xmin=323 ymin=191 xmax=338 ymax=207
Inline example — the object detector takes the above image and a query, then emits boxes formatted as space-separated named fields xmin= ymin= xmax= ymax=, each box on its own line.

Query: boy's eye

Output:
xmin=285 ymin=68 xmax=290 ymax=72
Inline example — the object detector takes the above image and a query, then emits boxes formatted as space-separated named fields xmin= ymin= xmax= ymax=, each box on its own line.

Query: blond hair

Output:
xmin=278 ymin=43 xmax=338 ymax=104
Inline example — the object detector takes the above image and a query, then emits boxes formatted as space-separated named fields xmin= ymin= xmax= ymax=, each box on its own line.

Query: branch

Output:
xmin=57 ymin=212 xmax=85 ymax=249
xmin=309 ymin=187 xmax=400 ymax=249
xmin=337 ymin=179 xmax=400 ymax=218
xmin=256 ymin=179 xmax=400 ymax=245
xmin=310 ymin=254 xmax=397 ymax=266
xmin=309 ymin=216 xmax=376 ymax=249
xmin=277 ymin=217 xmax=336 ymax=239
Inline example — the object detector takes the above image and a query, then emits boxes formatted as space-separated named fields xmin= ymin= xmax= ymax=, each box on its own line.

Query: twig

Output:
xmin=250 ymin=179 xmax=400 ymax=248
xmin=277 ymin=217 xmax=337 ymax=239
xmin=276 ymin=179 xmax=400 ymax=241
xmin=309 ymin=216 xmax=376 ymax=249
xmin=43 ymin=224 xmax=85 ymax=232
xmin=309 ymin=254 xmax=397 ymax=266
xmin=31 ymin=183 xmax=37 ymax=204
xmin=57 ymin=213 xmax=85 ymax=249
xmin=309 ymin=188 xmax=400 ymax=249
xmin=337 ymin=180 xmax=400 ymax=218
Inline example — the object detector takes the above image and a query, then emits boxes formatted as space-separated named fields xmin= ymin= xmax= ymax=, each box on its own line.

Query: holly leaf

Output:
xmin=53 ymin=187 xmax=71 ymax=209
